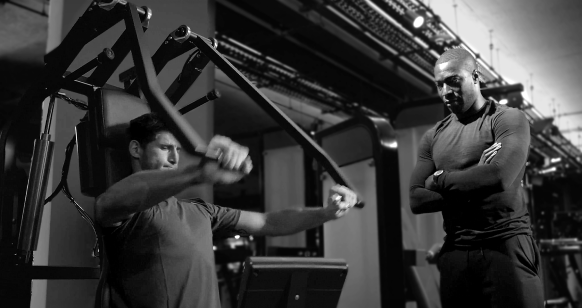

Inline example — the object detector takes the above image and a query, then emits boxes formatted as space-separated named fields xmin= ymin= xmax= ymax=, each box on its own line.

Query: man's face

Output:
xmin=138 ymin=131 xmax=181 ymax=171
xmin=434 ymin=60 xmax=479 ymax=116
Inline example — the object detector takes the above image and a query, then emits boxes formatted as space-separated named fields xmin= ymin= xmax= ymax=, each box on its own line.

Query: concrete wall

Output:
xmin=35 ymin=0 xmax=215 ymax=307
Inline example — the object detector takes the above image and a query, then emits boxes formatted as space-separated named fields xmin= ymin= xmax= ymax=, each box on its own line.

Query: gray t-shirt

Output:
xmin=103 ymin=197 xmax=241 ymax=308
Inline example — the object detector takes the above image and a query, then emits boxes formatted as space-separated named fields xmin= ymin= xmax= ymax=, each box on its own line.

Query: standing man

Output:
xmin=95 ymin=113 xmax=357 ymax=308
xmin=409 ymin=48 xmax=543 ymax=308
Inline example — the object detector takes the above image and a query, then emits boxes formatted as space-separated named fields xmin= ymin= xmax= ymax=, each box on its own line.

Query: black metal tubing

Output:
xmin=43 ymin=2 xmax=133 ymax=66
xmin=87 ymin=4 xmax=151 ymax=87
xmin=123 ymin=3 xmax=208 ymax=156
xmin=120 ymin=25 xmax=218 ymax=104
xmin=17 ymin=136 xmax=54 ymax=263
xmin=150 ymin=25 xmax=209 ymax=72
xmin=89 ymin=31 xmax=136 ymax=87
xmin=124 ymin=25 xmax=207 ymax=96
xmin=192 ymin=33 xmax=365 ymax=208
xmin=178 ymin=89 xmax=220 ymax=115
xmin=16 ymin=94 xmax=58 ymax=263
xmin=165 ymin=47 xmax=213 ymax=104
xmin=315 ymin=114 xmax=403 ymax=307
xmin=64 ymin=48 xmax=115 ymax=83
xmin=43 ymin=95 xmax=57 ymax=135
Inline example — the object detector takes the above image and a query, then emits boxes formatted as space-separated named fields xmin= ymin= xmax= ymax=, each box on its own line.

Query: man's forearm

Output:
xmin=260 ymin=207 xmax=334 ymax=237
xmin=95 ymin=164 xmax=202 ymax=224
xmin=434 ymin=162 xmax=524 ymax=197
xmin=410 ymin=186 xmax=445 ymax=214
xmin=434 ymin=165 xmax=502 ymax=194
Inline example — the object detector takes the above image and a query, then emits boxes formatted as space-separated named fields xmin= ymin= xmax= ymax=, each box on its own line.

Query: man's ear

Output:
xmin=128 ymin=140 xmax=142 ymax=160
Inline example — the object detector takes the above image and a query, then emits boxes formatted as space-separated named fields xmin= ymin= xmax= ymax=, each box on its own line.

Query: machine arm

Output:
xmin=123 ymin=3 xmax=209 ymax=155
xmin=192 ymin=34 xmax=365 ymax=208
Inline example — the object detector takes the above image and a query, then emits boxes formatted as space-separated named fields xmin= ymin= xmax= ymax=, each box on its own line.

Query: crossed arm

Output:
xmin=409 ymin=109 xmax=530 ymax=214
xmin=409 ymin=145 xmax=446 ymax=214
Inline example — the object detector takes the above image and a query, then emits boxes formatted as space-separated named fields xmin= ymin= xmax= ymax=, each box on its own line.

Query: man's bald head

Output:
xmin=435 ymin=48 xmax=478 ymax=73
xmin=433 ymin=47 xmax=486 ymax=117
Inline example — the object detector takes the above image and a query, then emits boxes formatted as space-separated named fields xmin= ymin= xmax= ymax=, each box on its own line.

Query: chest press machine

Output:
xmin=0 ymin=1 xmax=364 ymax=307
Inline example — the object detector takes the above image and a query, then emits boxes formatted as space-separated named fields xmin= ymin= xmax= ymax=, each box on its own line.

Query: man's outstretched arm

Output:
xmin=231 ymin=185 xmax=357 ymax=237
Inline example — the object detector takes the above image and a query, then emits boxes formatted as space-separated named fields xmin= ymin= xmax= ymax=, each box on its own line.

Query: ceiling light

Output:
xmin=538 ymin=166 xmax=557 ymax=175
xmin=499 ymin=99 xmax=508 ymax=105
xmin=405 ymin=10 xmax=424 ymax=28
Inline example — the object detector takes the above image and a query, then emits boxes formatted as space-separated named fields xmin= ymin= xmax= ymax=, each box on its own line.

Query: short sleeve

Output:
xmin=418 ymin=128 xmax=434 ymax=162
xmin=189 ymin=198 xmax=241 ymax=236
xmin=209 ymin=204 xmax=241 ymax=234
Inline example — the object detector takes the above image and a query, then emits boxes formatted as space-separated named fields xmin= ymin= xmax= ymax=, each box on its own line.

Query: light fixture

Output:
xmin=496 ymin=91 xmax=522 ymax=107
xmin=405 ymin=10 xmax=425 ymax=28
xmin=538 ymin=166 xmax=557 ymax=175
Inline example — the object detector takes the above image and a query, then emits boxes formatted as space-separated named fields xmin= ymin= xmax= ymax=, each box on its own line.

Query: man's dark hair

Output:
xmin=127 ymin=113 xmax=170 ymax=147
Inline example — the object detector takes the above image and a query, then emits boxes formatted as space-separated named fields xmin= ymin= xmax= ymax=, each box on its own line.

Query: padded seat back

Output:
xmin=77 ymin=88 xmax=150 ymax=197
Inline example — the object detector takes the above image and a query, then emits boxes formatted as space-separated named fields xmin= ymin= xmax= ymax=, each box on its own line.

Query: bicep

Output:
xmin=409 ymin=132 xmax=446 ymax=213
xmin=234 ymin=211 xmax=268 ymax=236
xmin=410 ymin=157 xmax=435 ymax=188
xmin=409 ymin=157 xmax=446 ymax=213
xmin=490 ymin=110 xmax=530 ymax=181
xmin=410 ymin=132 xmax=436 ymax=189
xmin=94 ymin=193 xmax=134 ymax=227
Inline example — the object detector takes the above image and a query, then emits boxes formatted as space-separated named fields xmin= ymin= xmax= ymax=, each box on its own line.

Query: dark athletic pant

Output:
xmin=438 ymin=234 xmax=544 ymax=308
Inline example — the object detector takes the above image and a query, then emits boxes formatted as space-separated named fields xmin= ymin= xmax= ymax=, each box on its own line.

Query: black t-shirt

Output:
xmin=103 ymin=197 xmax=241 ymax=308
xmin=410 ymin=101 xmax=532 ymax=246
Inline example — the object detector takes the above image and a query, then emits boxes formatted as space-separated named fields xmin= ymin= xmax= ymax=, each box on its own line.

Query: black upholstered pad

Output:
xmin=78 ymin=88 xmax=150 ymax=197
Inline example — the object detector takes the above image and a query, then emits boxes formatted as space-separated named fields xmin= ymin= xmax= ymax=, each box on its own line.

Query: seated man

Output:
xmin=94 ymin=113 xmax=357 ymax=308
